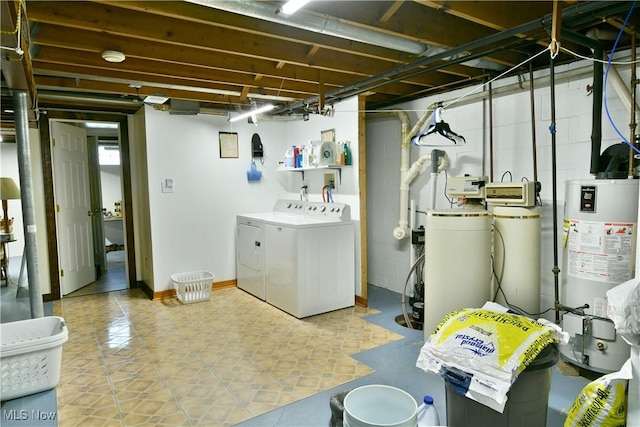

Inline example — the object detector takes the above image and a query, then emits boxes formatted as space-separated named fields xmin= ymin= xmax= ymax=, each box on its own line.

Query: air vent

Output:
xmin=169 ymin=99 xmax=200 ymax=115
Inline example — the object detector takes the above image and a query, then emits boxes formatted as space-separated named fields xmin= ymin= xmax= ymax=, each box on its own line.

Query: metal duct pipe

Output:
xmin=275 ymin=1 xmax=623 ymax=114
xmin=188 ymin=0 xmax=427 ymax=54
xmin=188 ymin=0 xmax=502 ymax=72
xmin=12 ymin=91 xmax=44 ymax=318
xmin=561 ymin=30 xmax=604 ymax=175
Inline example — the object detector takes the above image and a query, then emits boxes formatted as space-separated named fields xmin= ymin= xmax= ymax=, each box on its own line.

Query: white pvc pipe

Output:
xmin=392 ymin=106 xmax=441 ymax=240
xmin=392 ymin=110 xmax=412 ymax=240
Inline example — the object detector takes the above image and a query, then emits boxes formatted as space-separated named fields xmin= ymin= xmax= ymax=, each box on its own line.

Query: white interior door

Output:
xmin=51 ymin=121 xmax=96 ymax=295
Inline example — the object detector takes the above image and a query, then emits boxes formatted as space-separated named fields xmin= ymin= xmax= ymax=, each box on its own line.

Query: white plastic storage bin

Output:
xmin=1 ymin=316 xmax=69 ymax=401
xmin=171 ymin=270 xmax=215 ymax=304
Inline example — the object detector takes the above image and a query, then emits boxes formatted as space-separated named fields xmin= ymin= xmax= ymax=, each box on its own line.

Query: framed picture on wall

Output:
xmin=219 ymin=132 xmax=239 ymax=158
xmin=321 ymin=129 xmax=335 ymax=142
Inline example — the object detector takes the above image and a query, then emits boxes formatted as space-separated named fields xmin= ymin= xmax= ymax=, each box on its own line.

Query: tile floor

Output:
xmin=1 ymin=253 xmax=595 ymax=427
xmin=52 ymin=288 xmax=404 ymax=426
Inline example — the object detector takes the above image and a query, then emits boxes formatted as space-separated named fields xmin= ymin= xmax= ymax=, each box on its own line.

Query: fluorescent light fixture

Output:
xmin=276 ymin=0 xmax=311 ymax=16
xmin=143 ymin=95 xmax=170 ymax=105
xmin=229 ymin=104 xmax=275 ymax=123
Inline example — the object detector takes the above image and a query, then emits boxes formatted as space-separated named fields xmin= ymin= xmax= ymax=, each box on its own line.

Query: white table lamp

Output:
xmin=0 ymin=177 xmax=21 ymax=234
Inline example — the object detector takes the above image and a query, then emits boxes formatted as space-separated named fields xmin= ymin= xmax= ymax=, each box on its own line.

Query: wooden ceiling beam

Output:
xmin=91 ymin=0 xmax=415 ymax=63
xmin=1 ymin=0 xmax=37 ymax=109
xmin=27 ymin=9 xmax=420 ymax=87
xmin=379 ymin=1 xmax=405 ymax=24
xmin=32 ymin=61 xmax=317 ymax=100
xmin=32 ymin=26 xmax=459 ymax=96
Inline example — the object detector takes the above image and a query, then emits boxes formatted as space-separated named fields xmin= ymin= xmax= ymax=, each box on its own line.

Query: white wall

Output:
xmin=142 ymin=97 xmax=361 ymax=293
xmin=281 ymin=96 xmax=362 ymax=293
xmin=366 ymin=51 xmax=637 ymax=322
xmin=100 ymin=165 xmax=122 ymax=216
xmin=0 ymin=129 xmax=51 ymax=294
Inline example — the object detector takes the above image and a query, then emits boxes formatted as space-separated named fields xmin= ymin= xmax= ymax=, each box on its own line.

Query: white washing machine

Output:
xmin=236 ymin=200 xmax=307 ymax=300
xmin=236 ymin=200 xmax=355 ymax=317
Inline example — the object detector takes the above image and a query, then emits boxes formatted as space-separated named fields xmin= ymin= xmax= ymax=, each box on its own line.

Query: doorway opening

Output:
xmin=52 ymin=120 xmax=128 ymax=297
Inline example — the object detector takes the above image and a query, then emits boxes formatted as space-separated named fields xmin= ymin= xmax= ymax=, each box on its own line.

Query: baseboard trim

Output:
xmin=151 ymin=279 xmax=237 ymax=300
xmin=355 ymin=294 xmax=367 ymax=308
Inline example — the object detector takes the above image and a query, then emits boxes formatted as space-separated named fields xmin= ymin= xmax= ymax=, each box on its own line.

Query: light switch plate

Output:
xmin=161 ymin=178 xmax=174 ymax=193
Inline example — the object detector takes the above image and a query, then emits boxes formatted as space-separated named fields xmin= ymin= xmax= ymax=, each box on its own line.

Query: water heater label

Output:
xmin=566 ymin=219 xmax=635 ymax=283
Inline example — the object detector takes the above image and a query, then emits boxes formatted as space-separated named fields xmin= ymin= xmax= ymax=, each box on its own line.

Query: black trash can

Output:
xmin=445 ymin=343 xmax=559 ymax=427
xmin=329 ymin=389 xmax=351 ymax=427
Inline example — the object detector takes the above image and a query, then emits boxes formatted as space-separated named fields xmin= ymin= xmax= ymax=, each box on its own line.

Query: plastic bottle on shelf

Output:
xmin=285 ymin=146 xmax=295 ymax=168
xmin=297 ymin=148 xmax=303 ymax=168
xmin=343 ymin=142 xmax=351 ymax=165
xmin=293 ymin=146 xmax=300 ymax=168
xmin=416 ymin=395 xmax=440 ymax=426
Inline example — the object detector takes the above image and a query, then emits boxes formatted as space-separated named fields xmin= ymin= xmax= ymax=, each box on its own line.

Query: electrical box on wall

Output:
xmin=324 ymin=171 xmax=336 ymax=187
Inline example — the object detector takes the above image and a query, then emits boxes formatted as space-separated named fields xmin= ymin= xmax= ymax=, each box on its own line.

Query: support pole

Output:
xmin=629 ymin=31 xmax=637 ymax=177
xmin=12 ymin=90 xmax=44 ymax=318
xmin=529 ymin=62 xmax=538 ymax=182
xmin=489 ymin=82 xmax=494 ymax=182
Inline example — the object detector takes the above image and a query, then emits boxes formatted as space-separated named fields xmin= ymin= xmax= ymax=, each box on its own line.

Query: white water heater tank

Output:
xmin=423 ymin=210 xmax=492 ymax=339
xmin=561 ymin=179 xmax=638 ymax=372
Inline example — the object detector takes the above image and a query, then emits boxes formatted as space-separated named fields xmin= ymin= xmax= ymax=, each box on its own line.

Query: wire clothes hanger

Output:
xmin=412 ymin=103 xmax=466 ymax=146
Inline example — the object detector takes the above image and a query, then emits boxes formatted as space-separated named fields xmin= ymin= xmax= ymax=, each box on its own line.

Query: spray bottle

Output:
xmin=343 ymin=141 xmax=351 ymax=166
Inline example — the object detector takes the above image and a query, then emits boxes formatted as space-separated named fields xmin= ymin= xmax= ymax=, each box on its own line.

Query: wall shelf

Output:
xmin=277 ymin=165 xmax=350 ymax=183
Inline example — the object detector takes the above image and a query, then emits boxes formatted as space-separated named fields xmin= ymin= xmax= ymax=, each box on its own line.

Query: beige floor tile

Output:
xmin=54 ymin=287 xmax=402 ymax=426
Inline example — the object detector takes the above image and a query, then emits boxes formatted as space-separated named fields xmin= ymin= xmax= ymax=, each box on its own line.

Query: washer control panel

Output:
xmin=273 ymin=200 xmax=350 ymax=221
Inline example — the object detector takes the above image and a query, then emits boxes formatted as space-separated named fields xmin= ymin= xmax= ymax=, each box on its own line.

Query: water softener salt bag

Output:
xmin=564 ymin=358 xmax=631 ymax=427
xmin=416 ymin=302 xmax=567 ymax=413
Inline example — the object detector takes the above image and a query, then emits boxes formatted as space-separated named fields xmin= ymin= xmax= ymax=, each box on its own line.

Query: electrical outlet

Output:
xmin=323 ymin=171 xmax=336 ymax=186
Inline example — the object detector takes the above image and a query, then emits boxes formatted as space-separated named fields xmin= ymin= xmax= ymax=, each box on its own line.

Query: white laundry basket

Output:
xmin=171 ymin=270 xmax=215 ymax=304
xmin=1 ymin=316 xmax=68 ymax=401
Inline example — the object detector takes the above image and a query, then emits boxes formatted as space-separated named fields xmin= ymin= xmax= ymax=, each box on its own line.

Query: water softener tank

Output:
xmin=493 ymin=206 xmax=541 ymax=316
xmin=560 ymin=179 xmax=638 ymax=373
xmin=423 ymin=210 xmax=492 ymax=339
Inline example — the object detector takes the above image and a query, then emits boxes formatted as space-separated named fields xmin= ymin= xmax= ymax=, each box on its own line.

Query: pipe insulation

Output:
xmin=274 ymin=1 xmax=631 ymax=114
